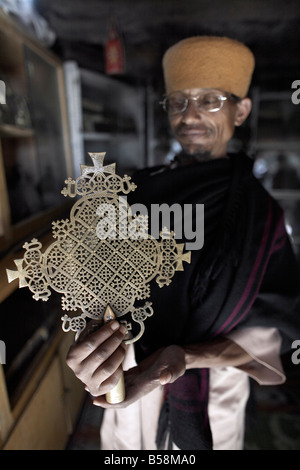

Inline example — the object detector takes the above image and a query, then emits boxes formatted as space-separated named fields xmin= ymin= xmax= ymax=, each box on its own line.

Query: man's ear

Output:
xmin=234 ymin=98 xmax=252 ymax=126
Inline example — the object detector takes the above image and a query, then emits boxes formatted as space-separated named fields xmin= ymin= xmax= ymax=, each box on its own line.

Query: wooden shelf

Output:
xmin=83 ymin=131 xmax=111 ymax=141
xmin=0 ymin=124 xmax=34 ymax=138
xmin=270 ymin=189 xmax=300 ymax=200
xmin=256 ymin=141 xmax=300 ymax=152
xmin=83 ymin=131 xmax=137 ymax=141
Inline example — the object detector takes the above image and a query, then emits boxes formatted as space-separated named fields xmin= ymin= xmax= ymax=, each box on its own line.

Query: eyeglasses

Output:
xmin=160 ymin=91 xmax=238 ymax=116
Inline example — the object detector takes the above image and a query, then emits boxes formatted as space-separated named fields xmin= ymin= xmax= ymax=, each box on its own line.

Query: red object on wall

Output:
xmin=105 ymin=27 xmax=124 ymax=75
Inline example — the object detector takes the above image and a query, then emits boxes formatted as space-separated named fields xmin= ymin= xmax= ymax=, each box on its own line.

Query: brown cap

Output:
xmin=162 ymin=36 xmax=255 ymax=98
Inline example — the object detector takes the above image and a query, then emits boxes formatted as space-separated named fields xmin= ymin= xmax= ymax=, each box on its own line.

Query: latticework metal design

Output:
xmin=7 ymin=153 xmax=191 ymax=342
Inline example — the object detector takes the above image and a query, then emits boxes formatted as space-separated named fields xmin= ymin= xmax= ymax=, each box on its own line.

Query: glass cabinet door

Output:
xmin=0 ymin=33 xmax=71 ymax=252
xmin=23 ymin=45 xmax=68 ymax=215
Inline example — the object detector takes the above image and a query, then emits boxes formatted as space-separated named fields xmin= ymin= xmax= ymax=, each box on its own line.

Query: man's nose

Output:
xmin=181 ymin=100 xmax=203 ymax=123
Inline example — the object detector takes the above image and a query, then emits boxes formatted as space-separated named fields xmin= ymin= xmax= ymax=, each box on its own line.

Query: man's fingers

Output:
xmin=74 ymin=321 xmax=120 ymax=352
xmin=80 ymin=325 xmax=125 ymax=365
xmin=66 ymin=322 xmax=127 ymax=383
xmin=89 ymin=344 xmax=126 ymax=385
xmin=155 ymin=346 xmax=186 ymax=385
xmin=98 ymin=364 xmax=124 ymax=395
xmin=159 ymin=369 xmax=173 ymax=385
xmin=67 ymin=321 xmax=123 ymax=363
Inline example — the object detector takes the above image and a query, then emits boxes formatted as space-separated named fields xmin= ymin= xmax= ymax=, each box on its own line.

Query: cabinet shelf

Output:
xmin=270 ymin=189 xmax=300 ymax=200
xmin=256 ymin=141 xmax=300 ymax=152
xmin=83 ymin=131 xmax=111 ymax=141
xmin=0 ymin=124 xmax=34 ymax=138
xmin=83 ymin=131 xmax=138 ymax=141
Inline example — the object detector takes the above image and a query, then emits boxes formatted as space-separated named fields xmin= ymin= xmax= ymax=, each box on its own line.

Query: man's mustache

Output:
xmin=175 ymin=124 xmax=212 ymax=134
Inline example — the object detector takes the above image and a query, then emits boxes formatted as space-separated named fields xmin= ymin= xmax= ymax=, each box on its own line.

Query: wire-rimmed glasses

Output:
xmin=160 ymin=91 xmax=239 ymax=116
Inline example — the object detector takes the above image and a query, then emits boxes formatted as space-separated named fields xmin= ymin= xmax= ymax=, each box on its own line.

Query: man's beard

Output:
xmin=174 ymin=148 xmax=212 ymax=165
xmin=184 ymin=149 xmax=212 ymax=161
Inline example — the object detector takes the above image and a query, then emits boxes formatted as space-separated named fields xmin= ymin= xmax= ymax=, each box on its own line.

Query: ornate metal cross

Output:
xmin=7 ymin=153 xmax=191 ymax=345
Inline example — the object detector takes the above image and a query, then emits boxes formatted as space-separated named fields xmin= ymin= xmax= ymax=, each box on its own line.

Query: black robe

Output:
xmin=128 ymin=152 xmax=300 ymax=450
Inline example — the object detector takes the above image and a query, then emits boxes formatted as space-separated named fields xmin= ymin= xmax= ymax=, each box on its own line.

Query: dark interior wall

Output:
xmin=35 ymin=0 xmax=300 ymax=93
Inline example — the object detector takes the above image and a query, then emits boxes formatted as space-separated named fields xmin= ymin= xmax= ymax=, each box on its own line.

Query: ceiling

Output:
xmin=35 ymin=0 xmax=300 ymax=93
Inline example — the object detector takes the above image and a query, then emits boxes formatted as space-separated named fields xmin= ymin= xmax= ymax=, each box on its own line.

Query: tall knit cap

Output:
xmin=162 ymin=36 xmax=255 ymax=98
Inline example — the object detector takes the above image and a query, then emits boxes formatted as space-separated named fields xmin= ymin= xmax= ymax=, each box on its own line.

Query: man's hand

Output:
xmin=92 ymin=344 xmax=186 ymax=408
xmin=66 ymin=320 xmax=127 ymax=398
xmin=66 ymin=321 xmax=186 ymax=409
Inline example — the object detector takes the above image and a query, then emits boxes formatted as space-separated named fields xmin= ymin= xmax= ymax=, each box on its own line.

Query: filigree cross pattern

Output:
xmin=7 ymin=153 xmax=191 ymax=342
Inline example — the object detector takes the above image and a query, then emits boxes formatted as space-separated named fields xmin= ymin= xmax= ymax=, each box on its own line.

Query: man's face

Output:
xmin=168 ymin=88 xmax=250 ymax=159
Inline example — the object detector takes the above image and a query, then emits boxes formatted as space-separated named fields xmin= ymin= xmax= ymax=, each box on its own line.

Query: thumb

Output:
xmin=159 ymin=369 xmax=173 ymax=385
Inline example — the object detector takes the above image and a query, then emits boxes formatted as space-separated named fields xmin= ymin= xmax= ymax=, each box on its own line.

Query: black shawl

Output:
xmin=129 ymin=152 xmax=300 ymax=450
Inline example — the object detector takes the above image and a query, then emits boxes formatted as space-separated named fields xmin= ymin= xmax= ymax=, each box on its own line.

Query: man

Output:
xmin=66 ymin=36 xmax=299 ymax=450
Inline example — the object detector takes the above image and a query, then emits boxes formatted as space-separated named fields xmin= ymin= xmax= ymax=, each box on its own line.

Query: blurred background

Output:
xmin=0 ymin=0 xmax=299 ymax=450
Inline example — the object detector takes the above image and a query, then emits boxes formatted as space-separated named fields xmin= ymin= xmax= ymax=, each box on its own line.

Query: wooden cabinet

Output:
xmin=0 ymin=14 xmax=85 ymax=449
xmin=4 ymin=356 xmax=69 ymax=450
xmin=0 ymin=331 xmax=85 ymax=450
